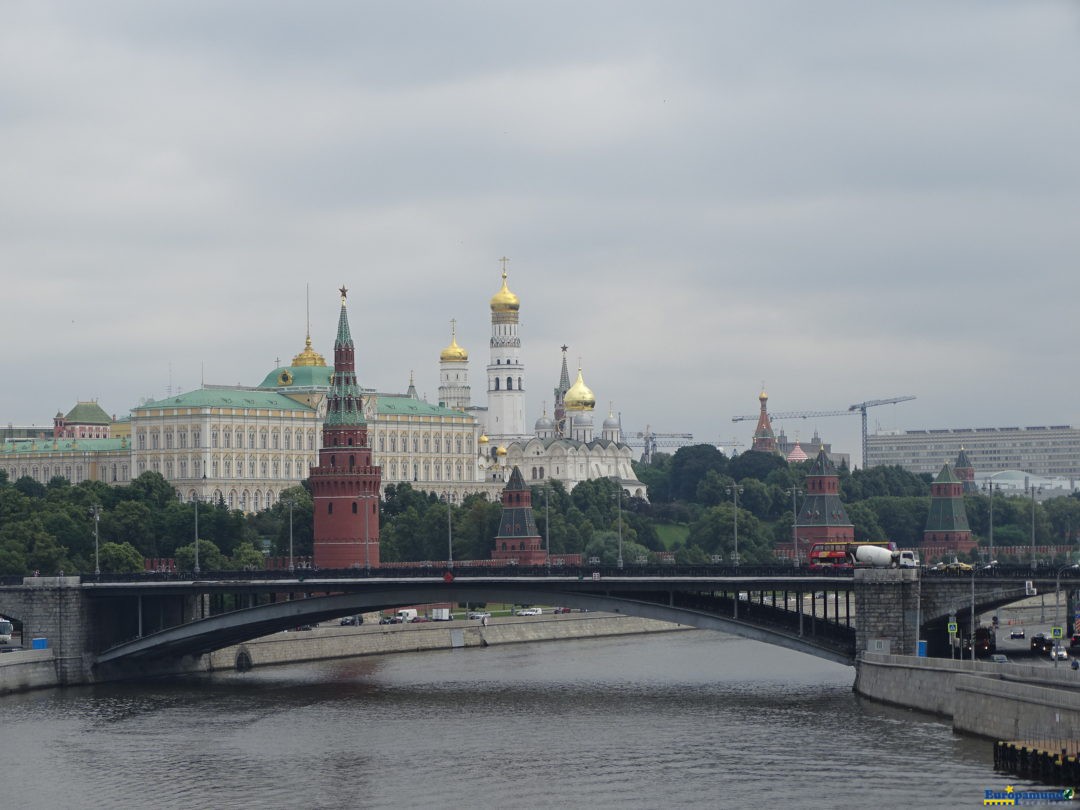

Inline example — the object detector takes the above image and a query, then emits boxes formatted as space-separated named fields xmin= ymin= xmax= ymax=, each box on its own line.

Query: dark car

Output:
xmin=1031 ymin=634 xmax=1053 ymax=653
xmin=410 ymin=616 xmax=431 ymax=623
xmin=0 ymin=645 xmax=23 ymax=653
xmin=339 ymin=616 xmax=357 ymax=626
xmin=1010 ymin=629 xmax=1025 ymax=640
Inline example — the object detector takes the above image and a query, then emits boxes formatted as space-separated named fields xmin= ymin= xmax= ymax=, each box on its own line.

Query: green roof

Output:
xmin=64 ymin=401 xmax=112 ymax=424
xmin=2 ymin=438 xmax=127 ymax=455
xmin=935 ymin=463 xmax=959 ymax=484
xmin=257 ymin=365 xmax=334 ymax=390
xmin=136 ymin=388 xmax=316 ymax=412
xmin=377 ymin=396 xmax=467 ymax=418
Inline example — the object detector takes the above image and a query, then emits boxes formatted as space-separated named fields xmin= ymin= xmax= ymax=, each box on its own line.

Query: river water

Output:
xmin=2 ymin=631 xmax=1040 ymax=809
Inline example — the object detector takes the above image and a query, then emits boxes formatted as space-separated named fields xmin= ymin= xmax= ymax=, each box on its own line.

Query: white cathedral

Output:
xmin=438 ymin=266 xmax=647 ymax=500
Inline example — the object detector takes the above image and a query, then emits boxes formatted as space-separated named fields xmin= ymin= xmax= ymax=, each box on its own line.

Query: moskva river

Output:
xmin=3 ymin=631 xmax=1038 ymax=809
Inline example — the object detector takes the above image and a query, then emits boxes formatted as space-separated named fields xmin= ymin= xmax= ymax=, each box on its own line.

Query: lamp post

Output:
xmin=89 ymin=504 xmax=102 ymax=576
xmin=787 ymin=487 xmax=802 ymax=566
xmin=614 ymin=482 xmax=624 ymax=570
xmin=544 ymin=482 xmax=551 ymax=565
xmin=284 ymin=499 xmax=295 ymax=573
xmin=1029 ymin=484 xmax=1042 ymax=570
xmin=726 ymin=484 xmax=744 ymax=566
xmin=363 ymin=493 xmax=371 ymax=574
xmin=970 ymin=568 xmax=976 ymax=663
xmin=192 ymin=493 xmax=200 ymax=575
xmin=444 ymin=493 xmax=453 ymax=569
xmin=983 ymin=480 xmax=998 ymax=563
xmin=1055 ymin=564 xmax=1079 ymax=667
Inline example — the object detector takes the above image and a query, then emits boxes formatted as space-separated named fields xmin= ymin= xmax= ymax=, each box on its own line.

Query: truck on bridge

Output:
xmin=808 ymin=542 xmax=918 ymax=570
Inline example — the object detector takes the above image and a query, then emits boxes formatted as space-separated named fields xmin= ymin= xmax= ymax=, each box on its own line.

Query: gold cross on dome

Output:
xmin=499 ymin=256 xmax=510 ymax=274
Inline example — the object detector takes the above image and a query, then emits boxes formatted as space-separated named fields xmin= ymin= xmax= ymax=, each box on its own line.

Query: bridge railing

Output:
xmin=65 ymin=563 xmax=858 ymax=584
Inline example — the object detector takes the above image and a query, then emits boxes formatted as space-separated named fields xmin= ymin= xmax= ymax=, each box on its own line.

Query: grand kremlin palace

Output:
xmin=1 ymin=271 xmax=644 ymax=508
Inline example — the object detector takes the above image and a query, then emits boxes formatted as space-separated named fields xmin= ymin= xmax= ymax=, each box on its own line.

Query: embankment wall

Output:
xmin=0 ymin=649 xmax=58 ymax=695
xmin=208 ymin=613 xmax=685 ymax=671
xmin=855 ymin=653 xmax=1080 ymax=739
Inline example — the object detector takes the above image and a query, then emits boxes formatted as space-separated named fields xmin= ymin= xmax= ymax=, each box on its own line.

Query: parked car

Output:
xmin=515 ymin=607 xmax=542 ymax=616
xmin=552 ymin=607 xmax=572 ymax=614
xmin=410 ymin=616 xmax=431 ymax=623
xmin=1009 ymin=629 xmax=1025 ymax=640
xmin=467 ymin=611 xmax=491 ymax=620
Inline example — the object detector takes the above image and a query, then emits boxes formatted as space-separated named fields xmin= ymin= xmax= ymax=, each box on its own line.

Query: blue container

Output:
xmin=31 ymin=637 xmax=47 ymax=650
xmin=917 ymin=640 xmax=927 ymax=657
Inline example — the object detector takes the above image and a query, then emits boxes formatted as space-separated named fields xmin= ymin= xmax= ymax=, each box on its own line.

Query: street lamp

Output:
xmin=726 ymin=484 xmax=744 ymax=566
xmin=1054 ymin=563 xmax=1079 ymax=667
xmin=787 ymin=487 xmax=802 ymax=566
xmin=1029 ymin=484 xmax=1042 ymax=570
xmin=284 ymin=499 xmax=295 ymax=573
xmin=444 ymin=493 xmax=453 ymax=568
xmin=89 ymin=504 xmax=102 ymax=576
xmin=544 ymin=482 xmax=551 ymax=565
xmin=192 ymin=492 xmax=201 ymax=575
xmin=983 ymin=479 xmax=999 ymax=563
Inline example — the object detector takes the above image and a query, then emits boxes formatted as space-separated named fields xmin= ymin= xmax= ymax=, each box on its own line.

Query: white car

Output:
xmin=1051 ymin=646 xmax=1069 ymax=661
xmin=467 ymin=611 xmax=491 ymax=620
xmin=515 ymin=607 xmax=542 ymax=616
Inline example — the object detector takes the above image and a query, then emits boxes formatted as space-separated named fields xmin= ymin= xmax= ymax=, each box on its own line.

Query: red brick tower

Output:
xmin=310 ymin=286 xmax=381 ymax=569
xmin=796 ymin=446 xmax=855 ymax=554
xmin=922 ymin=463 xmax=975 ymax=557
xmin=492 ymin=466 xmax=548 ymax=565
xmin=751 ymin=388 xmax=779 ymax=454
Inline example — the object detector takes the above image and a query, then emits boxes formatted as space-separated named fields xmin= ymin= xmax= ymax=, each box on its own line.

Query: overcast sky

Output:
xmin=3 ymin=2 xmax=1079 ymax=466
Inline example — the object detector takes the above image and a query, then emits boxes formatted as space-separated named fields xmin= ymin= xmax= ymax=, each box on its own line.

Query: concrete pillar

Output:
xmin=854 ymin=568 xmax=920 ymax=656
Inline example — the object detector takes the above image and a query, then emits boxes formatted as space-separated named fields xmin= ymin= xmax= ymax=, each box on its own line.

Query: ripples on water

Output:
xmin=0 ymin=632 xmax=1039 ymax=809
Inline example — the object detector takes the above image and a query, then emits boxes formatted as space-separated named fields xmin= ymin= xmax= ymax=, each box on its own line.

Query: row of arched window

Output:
xmin=375 ymin=432 xmax=473 ymax=455
xmin=137 ymin=427 xmax=317 ymax=452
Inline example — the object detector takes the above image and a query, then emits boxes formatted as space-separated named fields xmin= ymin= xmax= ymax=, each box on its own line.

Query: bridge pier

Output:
xmin=854 ymin=568 xmax=920 ymax=656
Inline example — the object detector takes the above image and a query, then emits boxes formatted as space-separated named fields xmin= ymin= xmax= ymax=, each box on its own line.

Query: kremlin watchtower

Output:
xmin=751 ymin=389 xmax=779 ymax=454
xmin=922 ymin=463 xmax=975 ymax=558
xmin=310 ymin=287 xmax=382 ymax=569
xmin=796 ymin=446 xmax=855 ymax=555
xmin=492 ymin=466 xmax=547 ymax=565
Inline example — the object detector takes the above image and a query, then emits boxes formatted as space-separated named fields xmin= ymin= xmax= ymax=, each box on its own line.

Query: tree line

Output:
xmin=2 ymin=444 xmax=1079 ymax=574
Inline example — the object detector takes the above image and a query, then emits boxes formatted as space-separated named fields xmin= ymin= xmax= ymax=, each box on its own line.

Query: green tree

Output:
xmin=230 ymin=541 xmax=266 ymax=571
xmin=98 ymin=541 xmax=146 ymax=573
xmin=174 ymin=539 xmax=228 ymax=572
xmin=669 ymin=444 xmax=728 ymax=502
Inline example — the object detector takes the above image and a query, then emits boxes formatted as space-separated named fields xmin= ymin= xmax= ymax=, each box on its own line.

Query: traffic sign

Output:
xmin=1052 ymin=627 xmax=1063 ymax=639
xmin=948 ymin=622 xmax=958 ymax=635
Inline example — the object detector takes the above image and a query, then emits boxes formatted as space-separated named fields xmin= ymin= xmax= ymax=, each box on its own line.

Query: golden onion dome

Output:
xmin=759 ymin=389 xmax=768 ymax=402
xmin=496 ymin=446 xmax=507 ymax=456
xmin=564 ymin=367 xmax=596 ymax=411
xmin=440 ymin=324 xmax=468 ymax=363
xmin=479 ymin=434 xmax=489 ymax=444
xmin=490 ymin=270 xmax=520 ymax=312
xmin=292 ymin=335 xmax=328 ymax=368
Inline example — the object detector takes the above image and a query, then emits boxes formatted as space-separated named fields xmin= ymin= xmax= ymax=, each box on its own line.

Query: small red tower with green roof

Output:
xmin=492 ymin=466 xmax=547 ymax=565
xmin=750 ymin=389 xmax=779 ymax=454
xmin=922 ymin=463 xmax=975 ymax=558
xmin=796 ymin=446 xmax=854 ymax=555
xmin=310 ymin=287 xmax=382 ymax=569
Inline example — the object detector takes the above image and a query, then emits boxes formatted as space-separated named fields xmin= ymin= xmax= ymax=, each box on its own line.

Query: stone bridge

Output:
xmin=0 ymin=566 xmax=1067 ymax=684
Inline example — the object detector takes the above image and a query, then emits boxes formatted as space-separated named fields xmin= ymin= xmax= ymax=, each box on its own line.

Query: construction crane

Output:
xmin=622 ymin=425 xmax=695 ymax=465
xmin=731 ymin=395 xmax=916 ymax=467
